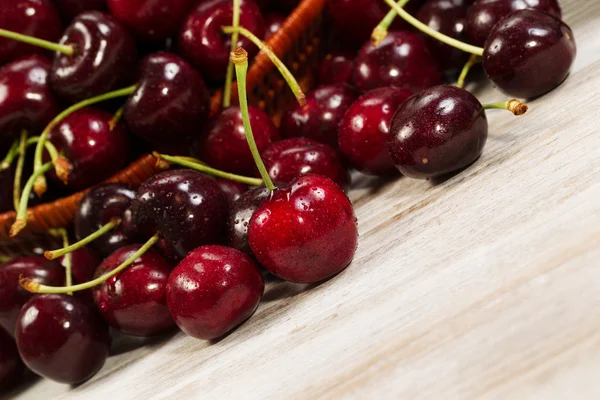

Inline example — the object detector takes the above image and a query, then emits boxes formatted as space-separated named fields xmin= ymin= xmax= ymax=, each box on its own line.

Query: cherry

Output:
xmin=166 ymin=245 xmax=264 ymax=340
xmin=0 ymin=168 xmax=13 ymax=213
xmin=263 ymin=137 xmax=351 ymax=190
xmin=264 ymin=12 xmax=285 ymax=41
xmin=0 ymin=257 xmax=64 ymax=335
xmin=75 ymin=183 xmax=138 ymax=257
xmin=216 ymin=178 xmax=248 ymax=206
xmin=124 ymin=52 xmax=210 ymax=148
xmin=15 ymin=294 xmax=110 ymax=384
xmin=482 ymin=9 xmax=576 ymax=99
xmin=352 ymin=31 xmax=444 ymax=93
xmin=0 ymin=326 xmax=24 ymax=390
xmin=227 ymin=186 xmax=270 ymax=256
xmin=44 ymin=107 xmax=129 ymax=190
xmin=338 ymin=87 xmax=412 ymax=176
xmin=249 ymin=174 xmax=358 ymax=283
xmin=198 ymin=106 xmax=279 ymax=176
xmin=280 ymin=84 xmax=357 ymax=148
xmin=93 ymin=244 xmax=175 ymax=336
xmin=466 ymin=0 xmax=562 ymax=47
xmin=54 ymin=0 xmax=107 ymax=21
xmin=107 ymin=0 xmax=195 ymax=41
xmin=59 ymin=247 xmax=100 ymax=284
xmin=131 ymin=169 xmax=229 ymax=261
xmin=0 ymin=0 xmax=63 ymax=64
xmin=178 ymin=0 xmax=265 ymax=82
xmin=318 ymin=49 xmax=355 ymax=86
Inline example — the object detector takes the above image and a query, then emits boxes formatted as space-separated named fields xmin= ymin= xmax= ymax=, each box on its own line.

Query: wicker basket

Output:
xmin=0 ymin=0 xmax=327 ymax=257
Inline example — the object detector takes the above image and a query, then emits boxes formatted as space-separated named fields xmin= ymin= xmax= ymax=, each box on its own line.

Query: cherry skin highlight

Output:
xmin=15 ymin=294 xmax=110 ymax=384
xmin=264 ymin=12 xmax=285 ymax=41
xmin=318 ymin=49 xmax=355 ymax=86
xmin=388 ymin=85 xmax=488 ymax=179
xmin=338 ymin=87 xmax=412 ymax=176
xmin=0 ymin=326 xmax=24 ymax=390
xmin=228 ymin=186 xmax=270 ymax=256
xmin=280 ymin=84 xmax=357 ymax=148
xmin=249 ymin=174 xmax=358 ymax=283
xmin=93 ymin=245 xmax=175 ymax=336
xmin=167 ymin=245 xmax=264 ymax=340
xmin=482 ymin=9 xmax=576 ymax=99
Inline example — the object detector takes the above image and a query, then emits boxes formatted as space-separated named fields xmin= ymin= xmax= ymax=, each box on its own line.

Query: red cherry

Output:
xmin=227 ymin=186 xmax=270 ymax=256
xmin=166 ymin=245 xmax=264 ymax=340
xmin=318 ymin=49 xmax=355 ymax=86
xmin=0 ymin=326 xmax=24 ymax=390
xmin=216 ymin=178 xmax=248 ymax=206
xmin=58 ymin=247 xmax=100 ymax=284
xmin=54 ymin=0 xmax=107 ymax=21
xmin=264 ymin=12 xmax=285 ymax=41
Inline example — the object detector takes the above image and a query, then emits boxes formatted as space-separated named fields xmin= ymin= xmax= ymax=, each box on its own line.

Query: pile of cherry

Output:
xmin=0 ymin=0 xmax=576 ymax=392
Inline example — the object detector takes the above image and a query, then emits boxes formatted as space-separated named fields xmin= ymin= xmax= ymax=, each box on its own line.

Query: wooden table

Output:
xmin=12 ymin=0 xmax=600 ymax=398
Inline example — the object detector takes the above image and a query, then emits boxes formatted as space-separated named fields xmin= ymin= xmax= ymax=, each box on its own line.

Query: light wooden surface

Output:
xmin=11 ymin=1 xmax=600 ymax=398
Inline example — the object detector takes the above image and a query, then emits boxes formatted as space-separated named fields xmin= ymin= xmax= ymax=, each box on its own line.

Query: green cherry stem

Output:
xmin=44 ymin=218 xmax=122 ymax=260
xmin=456 ymin=54 xmax=481 ymax=89
xmin=222 ymin=26 xmax=306 ymax=106
xmin=382 ymin=0 xmax=484 ymax=56
xmin=109 ymin=105 xmax=125 ymax=131
xmin=483 ymin=99 xmax=529 ymax=116
xmin=371 ymin=0 xmax=411 ymax=46
xmin=2 ymin=136 xmax=67 ymax=176
xmin=1 ymin=141 xmax=19 ymax=170
xmin=13 ymin=131 xmax=28 ymax=211
xmin=21 ymin=234 xmax=160 ymax=294
xmin=0 ymin=28 xmax=74 ymax=56
xmin=48 ymin=228 xmax=73 ymax=294
xmin=154 ymin=153 xmax=263 ymax=186
xmin=231 ymin=47 xmax=275 ymax=192
xmin=223 ymin=0 xmax=241 ymax=108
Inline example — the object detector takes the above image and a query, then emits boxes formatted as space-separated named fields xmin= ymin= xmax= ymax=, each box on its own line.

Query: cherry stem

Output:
xmin=21 ymin=234 xmax=159 ymax=294
xmin=10 ymin=161 xmax=53 ymax=237
xmin=109 ymin=106 xmax=125 ymax=131
xmin=231 ymin=48 xmax=275 ymax=192
xmin=44 ymin=218 xmax=121 ymax=260
xmin=33 ymin=84 xmax=137 ymax=197
xmin=13 ymin=131 xmax=28 ymax=212
xmin=372 ymin=0 xmax=410 ymax=46
xmin=0 ymin=28 xmax=74 ymax=56
xmin=456 ymin=54 xmax=481 ymax=89
xmin=1 ymin=141 xmax=19 ymax=170
xmin=48 ymin=228 xmax=73 ymax=294
xmin=222 ymin=26 xmax=306 ymax=106
xmin=154 ymin=153 xmax=263 ymax=186
xmin=382 ymin=0 xmax=484 ymax=56
xmin=223 ymin=0 xmax=241 ymax=108
xmin=483 ymin=99 xmax=529 ymax=116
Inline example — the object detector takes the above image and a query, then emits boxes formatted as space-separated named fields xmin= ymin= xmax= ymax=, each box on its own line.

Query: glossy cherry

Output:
xmin=0 ymin=326 xmax=24 ymax=390
xmin=339 ymin=87 xmax=412 ymax=176
xmin=466 ymin=0 xmax=562 ymax=47
xmin=0 ymin=0 xmax=63 ymax=64
xmin=264 ymin=12 xmax=285 ymax=40
xmin=59 ymin=247 xmax=100 ymax=284
xmin=263 ymin=137 xmax=351 ymax=190
xmin=198 ymin=106 xmax=279 ymax=176
xmin=124 ymin=52 xmax=210 ymax=147
xmin=44 ymin=107 xmax=129 ymax=190
xmin=0 ymin=257 xmax=64 ymax=335
xmin=54 ymin=0 xmax=107 ymax=20
xmin=131 ymin=169 xmax=228 ymax=261
xmin=93 ymin=245 xmax=175 ymax=336
xmin=482 ymin=9 xmax=576 ymax=99
xmin=15 ymin=294 xmax=110 ymax=384
xmin=178 ymin=0 xmax=265 ymax=82
xmin=318 ymin=49 xmax=355 ymax=86
xmin=50 ymin=11 xmax=137 ymax=103
xmin=167 ymin=245 xmax=264 ymax=340
xmin=280 ymin=84 xmax=357 ymax=148
xmin=388 ymin=85 xmax=487 ymax=179
xmin=227 ymin=186 xmax=270 ymax=256
xmin=216 ymin=178 xmax=248 ymax=206
xmin=352 ymin=31 xmax=444 ymax=93
xmin=249 ymin=173 xmax=358 ymax=283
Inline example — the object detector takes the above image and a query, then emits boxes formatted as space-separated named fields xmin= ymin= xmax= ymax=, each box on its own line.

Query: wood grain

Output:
xmin=10 ymin=0 xmax=600 ymax=398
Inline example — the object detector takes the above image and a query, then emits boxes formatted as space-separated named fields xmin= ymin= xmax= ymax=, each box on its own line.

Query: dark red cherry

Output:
xmin=50 ymin=11 xmax=137 ymax=103
xmin=0 ymin=168 xmax=13 ymax=213
xmin=124 ymin=52 xmax=210 ymax=147
xmin=93 ymin=245 xmax=175 ymax=336
xmin=0 ymin=0 xmax=63 ymax=64
xmin=388 ymin=85 xmax=487 ymax=179
xmin=280 ymin=84 xmax=357 ymax=148
xmin=352 ymin=31 xmax=444 ymax=93
xmin=0 ymin=257 xmax=64 ymax=335
xmin=107 ymin=0 xmax=194 ymax=41
xmin=227 ymin=186 xmax=270 ymax=256
xmin=44 ymin=107 xmax=129 ymax=190
xmin=264 ymin=12 xmax=285 ymax=41
xmin=339 ymin=87 xmax=412 ymax=176
xmin=131 ymin=169 xmax=228 ymax=261
xmin=417 ymin=0 xmax=470 ymax=75
xmin=178 ymin=0 xmax=265 ymax=82
xmin=263 ymin=137 xmax=351 ymax=190
xmin=0 ymin=326 xmax=24 ymax=390
xmin=54 ymin=0 xmax=107 ymax=20
xmin=483 ymin=9 xmax=576 ymax=99
xmin=198 ymin=106 xmax=279 ymax=176
xmin=166 ymin=245 xmax=264 ymax=340
xmin=15 ymin=294 xmax=110 ymax=384
xmin=249 ymin=174 xmax=358 ymax=283
xmin=0 ymin=55 xmax=60 ymax=146
xmin=466 ymin=0 xmax=561 ymax=47
xmin=75 ymin=183 xmax=138 ymax=257
xmin=216 ymin=178 xmax=247 ymax=206
xmin=318 ymin=49 xmax=355 ymax=86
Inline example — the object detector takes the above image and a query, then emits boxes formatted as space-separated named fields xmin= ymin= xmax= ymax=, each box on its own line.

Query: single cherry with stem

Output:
xmin=0 ymin=326 xmax=24 ymax=390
